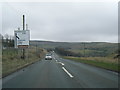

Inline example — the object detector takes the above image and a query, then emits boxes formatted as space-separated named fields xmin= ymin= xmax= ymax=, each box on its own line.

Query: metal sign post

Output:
xmin=23 ymin=15 xmax=25 ymax=59
xmin=14 ymin=15 xmax=30 ymax=59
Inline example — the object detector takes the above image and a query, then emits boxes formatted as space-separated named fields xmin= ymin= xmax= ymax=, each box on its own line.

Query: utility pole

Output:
xmin=84 ymin=42 xmax=85 ymax=57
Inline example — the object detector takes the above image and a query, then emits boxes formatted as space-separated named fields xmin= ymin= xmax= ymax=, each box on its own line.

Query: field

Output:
xmin=2 ymin=46 xmax=47 ymax=77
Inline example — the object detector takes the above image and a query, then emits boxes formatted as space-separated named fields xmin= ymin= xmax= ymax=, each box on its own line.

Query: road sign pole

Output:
xmin=23 ymin=15 xmax=25 ymax=30
xmin=23 ymin=49 xmax=25 ymax=59
xmin=14 ymin=15 xmax=30 ymax=59
xmin=23 ymin=15 xmax=25 ymax=59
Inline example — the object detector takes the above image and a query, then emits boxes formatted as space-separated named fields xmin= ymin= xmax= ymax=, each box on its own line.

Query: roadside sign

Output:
xmin=14 ymin=30 xmax=30 ymax=48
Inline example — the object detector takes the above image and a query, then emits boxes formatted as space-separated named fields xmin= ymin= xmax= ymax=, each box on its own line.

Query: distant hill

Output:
xmin=30 ymin=40 xmax=118 ymax=50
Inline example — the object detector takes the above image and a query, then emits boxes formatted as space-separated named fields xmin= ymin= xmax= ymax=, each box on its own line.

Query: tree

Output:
xmin=3 ymin=34 xmax=14 ymax=48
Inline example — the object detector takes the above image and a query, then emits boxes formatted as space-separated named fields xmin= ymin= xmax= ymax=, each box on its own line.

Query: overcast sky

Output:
xmin=2 ymin=1 xmax=118 ymax=42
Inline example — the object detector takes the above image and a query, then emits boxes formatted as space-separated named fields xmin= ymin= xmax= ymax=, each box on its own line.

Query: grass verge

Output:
xmin=2 ymin=47 xmax=47 ymax=77
xmin=63 ymin=56 xmax=119 ymax=72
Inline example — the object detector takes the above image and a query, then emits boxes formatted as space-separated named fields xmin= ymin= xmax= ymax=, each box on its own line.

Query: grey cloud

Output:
xmin=2 ymin=2 xmax=118 ymax=42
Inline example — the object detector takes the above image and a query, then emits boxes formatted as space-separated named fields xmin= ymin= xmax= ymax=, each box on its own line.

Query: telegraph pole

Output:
xmin=84 ymin=42 xmax=85 ymax=57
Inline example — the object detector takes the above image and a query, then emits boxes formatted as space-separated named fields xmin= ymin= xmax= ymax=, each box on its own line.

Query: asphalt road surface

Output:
xmin=2 ymin=53 xmax=118 ymax=88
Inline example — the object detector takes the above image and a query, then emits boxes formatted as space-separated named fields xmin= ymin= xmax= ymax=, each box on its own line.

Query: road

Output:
xmin=2 ymin=53 xmax=118 ymax=88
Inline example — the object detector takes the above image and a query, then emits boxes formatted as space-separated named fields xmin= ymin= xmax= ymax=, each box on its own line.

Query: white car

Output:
xmin=45 ymin=54 xmax=52 ymax=60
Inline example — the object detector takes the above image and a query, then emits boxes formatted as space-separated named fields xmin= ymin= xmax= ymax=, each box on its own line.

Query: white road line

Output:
xmin=56 ymin=60 xmax=65 ymax=66
xmin=60 ymin=62 xmax=64 ymax=66
xmin=57 ymin=62 xmax=65 ymax=66
xmin=62 ymin=67 xmax=74 ymax=78
xmin=107 ymin=70 xmax=118 ymax=75
xmin=61 ymin=63 xmax=64 ymax=66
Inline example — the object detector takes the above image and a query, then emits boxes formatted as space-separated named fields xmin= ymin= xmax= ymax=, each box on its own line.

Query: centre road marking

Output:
xmin=59 ymin=62 xmax=64 ymax=66
xmin=62 ymin=67 xmax=74 ymax=78
xmin=56 ymin=61 xmax=65 ymax=66
xmin=61 ymin=63 xmax=64 ymax=66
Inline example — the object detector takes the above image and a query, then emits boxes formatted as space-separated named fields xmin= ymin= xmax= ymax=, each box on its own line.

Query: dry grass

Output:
xmin=2 ymin=47 xmax=47 ymax=77
xmin=63 ymin=56 xmax=119 ymax=72
xmin=78 ymin=57 xmax=118 ymax=64
xmin=65 ymin=56 xmax=118 ymax=64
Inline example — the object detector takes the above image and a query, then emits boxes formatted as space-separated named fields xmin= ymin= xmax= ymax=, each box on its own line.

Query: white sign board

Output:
xmin=14 ymin=30 xmax=30 ymax=48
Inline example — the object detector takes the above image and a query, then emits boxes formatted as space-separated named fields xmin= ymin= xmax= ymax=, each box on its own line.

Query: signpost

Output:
xmin=14 ymin=30 xmax=30 ymax=48
xmin=14 ymin=15 xmax=30 ymax=59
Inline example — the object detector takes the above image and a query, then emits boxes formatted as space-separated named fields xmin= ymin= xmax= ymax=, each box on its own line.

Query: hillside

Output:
xmin=30 ymin=40 xmax=118 ymax=57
